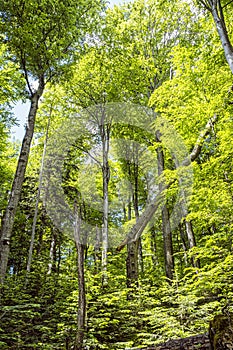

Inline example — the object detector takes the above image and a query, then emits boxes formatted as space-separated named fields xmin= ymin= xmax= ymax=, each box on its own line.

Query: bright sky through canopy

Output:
xmin=11 ymin=0 xmax=127 ymax=141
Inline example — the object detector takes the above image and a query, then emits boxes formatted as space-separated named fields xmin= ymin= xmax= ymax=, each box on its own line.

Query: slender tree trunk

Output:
xmin=175 ymin=116 xmax=217 ymax=269
xmin=94 ymin=225 xmax=101 ymax=274
xmin=198 ymin=0 xmax=233 ymax=73
xmin=184 ymin=219 xmax=200 ymax=268
xmin=99 ymin=110 xmax=110 ymax=287
xmin=161 ymin=207 xmax=173 ymax=280
xmin=212 ymin=2 xmax=233 ymax=74
xmin=138 ymin=238 xmax=144 ymax=275
xmin=0 ymin=78 xmax=44 ymax=284
xmin=127 ymin=195 xmax=139 ymax=290
xmin=26 ymin=111 xmax=50 ymax=275
xmin=156 ymin=138 xmax=174 ymax=280
xmin=150 ymin=226 xmax=158 ymax=267
xmin=102 ymin=163 xmax=109 ymax=285
xmin=74 ymin=203 xmax=86 ymax=350
xmin=127 ymin=152 xmax=140 ymax=289
xmin=117 ymin=116 xmax=217 ymax=257
xmin=47 ymin=233 xmax=56 ymax=275
xmin=179 ymin=223 xmax=188 ymax=265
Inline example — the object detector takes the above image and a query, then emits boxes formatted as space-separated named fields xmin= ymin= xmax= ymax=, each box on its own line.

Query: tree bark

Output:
xmin=209 ymin=313 xmax=233 ymax=350
xmin=212 ymin=1 xmax=233 ymax=74
xmin=117 ymin=115 xmax=217 ymax=258
xmin=100 ymin=117 xmax=110 ymax=287
xmin=47 ymin=234 xmax=56 ymax=275
xmin=184 ymin=219 xmax=200 ymax=268
xmin=0 ymin=77 xmax=44 ymax=284
xmin=127 ymin=240 xmax=139 ymax=290
xmin=127 ymin=149 xmax=140 ymax=289
xmin=156 ymin=138 xmax=174 ymax=281
xmin=74 ymin=203 xmax=86 ymax=350
xmin=94 ymin=225 xmax=101 ymax=274
xmin=116 ymin=185 xmax=167 ymax=251
xmin=150 ymin=226 xmax=158 ymax=267
xmin=198 ymin=0 xmax=233 ymax=73
xmin=179 ymin=223 xmax=188 ymax=265
xmin=26 ymin=111 xmax=50 ymax=275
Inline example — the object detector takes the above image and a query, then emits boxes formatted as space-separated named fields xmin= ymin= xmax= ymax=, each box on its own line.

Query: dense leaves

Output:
xmin=1 ymin=0 xmax=233 ymax=349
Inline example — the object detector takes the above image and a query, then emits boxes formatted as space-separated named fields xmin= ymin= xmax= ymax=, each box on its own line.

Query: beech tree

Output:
xmin=198 ymin=0 xmax=233 ymax=73
xmin=0 ymin=0 xmax=103 ymax=284
xmin=2 ymin=0 xmax=233 ymax=348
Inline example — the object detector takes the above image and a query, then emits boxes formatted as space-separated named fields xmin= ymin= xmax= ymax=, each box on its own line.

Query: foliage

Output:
xmin=1 ymin=0 xmax=233 ymax=349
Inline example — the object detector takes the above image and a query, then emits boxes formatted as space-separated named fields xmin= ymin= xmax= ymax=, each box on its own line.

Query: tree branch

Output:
xmin=116 ymin=114 xmax=218 ymax=251
xmin=222 ymin=0 xmax=233 ymax=8
xmin=116 ymin=182 xmax=172 ymax=251
xmin=198 ymin=0 xmax=212 ymax=11
xmin=20 ymin=51 xmax=33 ymax=97
xmin=182 ymin=114 xmax=217 ymax=166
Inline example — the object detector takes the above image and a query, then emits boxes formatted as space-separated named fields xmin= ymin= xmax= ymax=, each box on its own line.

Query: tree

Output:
xmin=198 ymin=0 xmax=233 ymax=73
xmin=156 ymin=134 xmax=174 ymax=280
xmin=0 ymin=0 xmax=103 ymax=284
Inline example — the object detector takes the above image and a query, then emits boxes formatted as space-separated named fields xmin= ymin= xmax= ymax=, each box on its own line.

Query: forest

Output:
xmin=0 ymin=0 xmax=233 ymax=349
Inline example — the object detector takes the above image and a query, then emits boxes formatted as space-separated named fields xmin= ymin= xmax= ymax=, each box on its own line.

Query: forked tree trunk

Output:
xmin=0 ymin=78 xmax=44 ymax=284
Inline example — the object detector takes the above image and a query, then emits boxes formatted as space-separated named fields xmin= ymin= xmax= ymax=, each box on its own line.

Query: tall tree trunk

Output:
xmin=127 ymin=196 xmax=139 ymax=290
xmin=94 ymin=225 xmax=101 ymax=274
xmin=198 ymin=0 xmax=233 ymax=73
xmin=156 ymin=137 xmax=174 ymax=281
xmin=127 ymin=151 xmax=140 ymax=289
xmin=74 ymin=202 xmax=86 ymax=350
xmin=126 ymin=210 xmax=139 ymax=300
xmin=0 ymin=78 xmax=44 ymax=284
xmin=117 ymin=116 xmax=217 ymax=258
xmin=47 ymin=234 xmax=56 ymax=275
xmin=161 ymin=206 xmax=174 ymax=280
xmin=212 ymin=1 xmax=233 ymax=74
xmin=26 ymin=111 xmax=50 ymax=275
xmin=150 ymin=226 xmax=158 ymax=267
xmin=179 ymin=223 xmax=188 ymax=266
xmin=184 ymin=219 xmax=200 ymax=268
xmin=101 ymin=121 xmax=110 ymax=286
xmin=126 ymin=240 xmax=139 ymax=290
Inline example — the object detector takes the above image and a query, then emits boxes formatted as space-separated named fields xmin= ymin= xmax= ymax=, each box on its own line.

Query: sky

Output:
xmin=11 ymin=0 xmax=126 ymax=141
